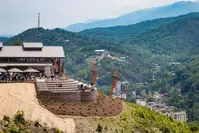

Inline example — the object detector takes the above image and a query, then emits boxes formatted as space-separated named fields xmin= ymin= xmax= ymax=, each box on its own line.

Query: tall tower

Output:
xmin=38 ymin=13 xmax=40 ymax=28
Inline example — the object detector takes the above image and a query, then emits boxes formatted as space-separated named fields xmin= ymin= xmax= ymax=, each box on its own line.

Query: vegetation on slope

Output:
xmin=75 ymin=102 xmax=193 ymax=133
xmin=4 ymin=12 xmax=199 ymax=124
xmin=0 ymin=110 xmax=63 ymax=133
xmin=127 ymin=16 xmax=199 ymax=54
xmin=81 ymin=12 xmax=199 ymax=125
xmin=166 ymin=59 xmax=199 ymax=124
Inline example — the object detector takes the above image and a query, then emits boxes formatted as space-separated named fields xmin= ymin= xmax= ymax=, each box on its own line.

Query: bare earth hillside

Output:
xmin=0 ymin=83 xmax=75 ymax=133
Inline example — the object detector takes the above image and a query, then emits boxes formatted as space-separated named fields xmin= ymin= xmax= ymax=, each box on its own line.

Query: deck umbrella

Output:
xmin=8 ymin=68 xmax=23 ymax=73
xmin=24 ymin=68 xmax=39 ymax=73
xmin=0 ymin=68 xmax=6 ymax=72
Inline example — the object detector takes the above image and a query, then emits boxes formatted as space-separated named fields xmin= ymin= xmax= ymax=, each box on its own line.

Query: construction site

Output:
xmin=0 ymin=42 xmax=123 ymax=133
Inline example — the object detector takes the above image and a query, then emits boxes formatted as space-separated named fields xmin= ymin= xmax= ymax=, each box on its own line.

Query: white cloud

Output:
xmin=0 ymin=0 xmax=195 ymax=34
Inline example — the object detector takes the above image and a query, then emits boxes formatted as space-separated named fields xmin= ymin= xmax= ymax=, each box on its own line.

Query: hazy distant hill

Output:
xmin=66 ymin=1 xmax=199 ymax=32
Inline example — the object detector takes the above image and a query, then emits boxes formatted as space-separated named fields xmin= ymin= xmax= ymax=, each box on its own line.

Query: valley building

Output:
xmin=0 ymin=42 xmax=65 ymax=76
xmin=172 ymin=111 xmax=187 ymax=122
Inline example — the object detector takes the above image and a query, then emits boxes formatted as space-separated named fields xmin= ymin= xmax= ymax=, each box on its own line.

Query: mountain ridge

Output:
xmin=66 ymin=1 xmax=199 ymax=32
xmin=80 ymin=12 xmax=199 ymax=41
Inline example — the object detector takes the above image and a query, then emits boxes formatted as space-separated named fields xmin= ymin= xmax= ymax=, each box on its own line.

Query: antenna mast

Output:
xmin=38 ymin=13 xmax=40 ymax=28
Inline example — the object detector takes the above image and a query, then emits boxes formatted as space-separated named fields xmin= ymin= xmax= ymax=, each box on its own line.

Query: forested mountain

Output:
xmin=128 ymin=14 xmax=199 ymax=54
xmin=66 ymin=1 xmax=199 ymax=32
xmin=5 ymin=12 xmax=199 ymax=124
xmin=81 ymin=13 xmax=199 ymax=41
xmin=0 ymin=37 xmax=9 ymax=42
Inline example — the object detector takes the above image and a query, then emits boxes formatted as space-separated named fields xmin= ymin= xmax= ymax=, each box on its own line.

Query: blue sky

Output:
xmin=0 ymin=0 xmax=196 ymax=35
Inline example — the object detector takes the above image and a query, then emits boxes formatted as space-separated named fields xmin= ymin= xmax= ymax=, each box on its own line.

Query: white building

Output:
xmin=136 ymin=99 xmax=146 ymax=106
xmin=146 ymin=101 xmax=188 ymax=122
xmin=172 ymin=111 xmax=187 ymax=122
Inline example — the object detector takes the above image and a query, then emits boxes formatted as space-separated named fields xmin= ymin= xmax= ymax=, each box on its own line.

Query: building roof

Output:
xmin=0 ymin=46 xmax=65 ymax=58
xmin=95 ymin=49 xmax=105 ymax=52
xmin=23 ymin=42 xmax=43 ymax=48
xmin=0 ymin=63 xmax=52 ymax=67
xmin=174 ymin=111 xmax=186 ymax=115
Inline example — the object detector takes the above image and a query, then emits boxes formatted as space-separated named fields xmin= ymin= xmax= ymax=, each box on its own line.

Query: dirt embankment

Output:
xmin=40 ymin=95 xmax=123 ymax=117
xmin=0 ymin=83 xmax=75 ymax=133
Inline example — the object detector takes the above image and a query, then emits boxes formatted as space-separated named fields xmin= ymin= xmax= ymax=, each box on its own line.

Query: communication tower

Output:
xmin=38 ymin=13 xmax=40 ymax=28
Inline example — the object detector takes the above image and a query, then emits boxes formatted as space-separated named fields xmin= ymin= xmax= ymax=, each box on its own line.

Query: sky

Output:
xmin=0 ymin=0 xmax=196 ymax=35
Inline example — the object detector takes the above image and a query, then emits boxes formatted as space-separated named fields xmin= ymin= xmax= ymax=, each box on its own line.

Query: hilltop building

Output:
xmin=0 ymin=42 xmax=97 ymax=102
xmin=0 ymin=42 xmax=65 ymax=76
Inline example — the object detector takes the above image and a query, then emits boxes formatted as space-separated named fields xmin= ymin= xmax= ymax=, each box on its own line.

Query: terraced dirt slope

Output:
xmin=39 ymin=95 xmax=123 ymax=116
xmin=0 ymin=83 xmax=75 ymax=133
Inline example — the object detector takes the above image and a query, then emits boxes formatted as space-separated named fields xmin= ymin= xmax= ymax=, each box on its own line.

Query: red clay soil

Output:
xmin=39 ymin=95 xmax=123 ymax=117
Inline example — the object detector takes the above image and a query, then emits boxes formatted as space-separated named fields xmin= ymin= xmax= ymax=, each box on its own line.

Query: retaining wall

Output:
xmin=37 ymin=90 xmax=97 ymax=102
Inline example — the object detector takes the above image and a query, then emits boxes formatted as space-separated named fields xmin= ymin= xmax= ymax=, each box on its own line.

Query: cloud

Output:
xmin=0 ymin=0 xmax=195 ymax=34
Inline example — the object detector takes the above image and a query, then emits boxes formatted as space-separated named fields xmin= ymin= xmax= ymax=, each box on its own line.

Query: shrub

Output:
xmin=161 ymin=127 xmax=171 ymax=133
xmin=52 ymin=128 xmax=64 ymax=133
xmin=14 ymin=110 xmax=25 ymax=124
xmin=34 ymin=120 xmax=40 ymax=127
xmin=98 ymin=90 xmax=105 ymax=98
xmin=104 ymin=126 xmax=108 ymax=131
xmin=188 ymin=122 xmax=199 ymax=132
xmin=8 ymin=124 xmax=19 ymax=133
xmin=23 ymin=129 xmax=32 ymax=133
xmin=3 ymin=115 xmax=10 ymax=123
xmin=43 ymin=126 xmax=48 ymax=132
xmin=96 ymin=124 xmax=103 ymax=133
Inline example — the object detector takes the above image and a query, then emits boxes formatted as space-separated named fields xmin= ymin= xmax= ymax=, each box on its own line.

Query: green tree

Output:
xmin=147 ymin=96 xmax=154 ymax=102
xmin=15 ymin=40 xmax=22 ymax=46
xmin=14 ymin=110 xmax=25 ymax=124
xmin=96 ymin=124 xmax=103 ymax=133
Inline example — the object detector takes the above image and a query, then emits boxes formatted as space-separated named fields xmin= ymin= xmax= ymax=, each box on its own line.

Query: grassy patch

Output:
xmin=75 ymin=102 xmax=191 ymax=133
